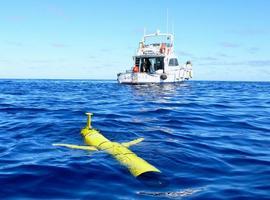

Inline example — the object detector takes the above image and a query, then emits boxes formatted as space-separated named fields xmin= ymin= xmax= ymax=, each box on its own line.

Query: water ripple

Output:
xmin=0 ymin=80 xmax=269 ymax=199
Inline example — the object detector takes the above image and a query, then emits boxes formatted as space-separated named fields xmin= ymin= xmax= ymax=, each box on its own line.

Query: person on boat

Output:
xmin=145 ymin=58 xmax=151 ymax=73
xmin=141 ymin=59 xmax=146 ymax=72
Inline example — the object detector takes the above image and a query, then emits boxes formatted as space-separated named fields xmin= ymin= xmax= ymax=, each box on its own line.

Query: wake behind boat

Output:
xmin=117 ymin=30 xmax=193 ymax=84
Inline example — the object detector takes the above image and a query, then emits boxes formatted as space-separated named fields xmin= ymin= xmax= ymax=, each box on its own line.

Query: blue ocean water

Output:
xmin=0 ymin=80 xmax=269 ymax=199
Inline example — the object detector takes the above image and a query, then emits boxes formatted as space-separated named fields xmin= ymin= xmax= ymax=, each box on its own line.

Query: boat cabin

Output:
xmin=133 ymin=55 xmax=180 ymax=73
xmin=133 ymin=55 xmax=165 ymax=73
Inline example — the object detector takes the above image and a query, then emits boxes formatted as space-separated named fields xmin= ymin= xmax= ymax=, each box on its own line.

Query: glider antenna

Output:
xmin=85 ymin=112 xmax=93 ymax=129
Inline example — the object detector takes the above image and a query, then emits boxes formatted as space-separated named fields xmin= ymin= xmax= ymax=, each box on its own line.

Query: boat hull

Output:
xmin=117 ymin=69 xmax=192 ymax=84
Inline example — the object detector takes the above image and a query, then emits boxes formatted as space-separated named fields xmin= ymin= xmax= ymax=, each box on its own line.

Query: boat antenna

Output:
xmin=166 ymin=8 xmax=169 ymax=34
xmin=171 ymin=20 xmax=174 ymax=47
xmin=144 ymin=27 xmax=146 ymax=36
xmin=143 ymin=27 xmax=146 ymax=43
xmin=172 ymin=20 xmax=174 ymax=36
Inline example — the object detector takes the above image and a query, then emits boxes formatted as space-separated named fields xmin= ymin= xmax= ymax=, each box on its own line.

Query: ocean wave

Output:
xmin=0 ymin=80 xmax=269 ymax=199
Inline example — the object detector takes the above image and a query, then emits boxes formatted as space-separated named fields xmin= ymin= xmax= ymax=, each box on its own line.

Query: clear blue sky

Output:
xmin=0 ymin=0 xmax=270 ymax=81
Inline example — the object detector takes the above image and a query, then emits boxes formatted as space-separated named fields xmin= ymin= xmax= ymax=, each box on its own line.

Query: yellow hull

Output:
xmin=82 ymin=128 xmax=160 ymax=177
xmin=54 ymin=113 xmax=160 ymax=177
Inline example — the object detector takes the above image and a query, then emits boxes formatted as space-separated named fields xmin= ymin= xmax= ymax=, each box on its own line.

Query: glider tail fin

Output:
xmin=121 ymin=138 xmax=144 ymax=148
xmin=53 ymin=143 xmax=97 ymax=151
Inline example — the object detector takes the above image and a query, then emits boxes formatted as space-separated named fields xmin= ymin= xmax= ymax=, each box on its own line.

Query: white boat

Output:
xmin=117 ymin=30 xmax=193 ymax=84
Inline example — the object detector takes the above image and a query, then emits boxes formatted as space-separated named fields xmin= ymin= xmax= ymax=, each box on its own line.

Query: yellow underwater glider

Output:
xmin=53 ymin=113 xmax=160 ymax=177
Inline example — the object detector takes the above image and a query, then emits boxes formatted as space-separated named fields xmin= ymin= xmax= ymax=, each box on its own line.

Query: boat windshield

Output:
xmin=144 ymin=35 xmax=172 ymax=47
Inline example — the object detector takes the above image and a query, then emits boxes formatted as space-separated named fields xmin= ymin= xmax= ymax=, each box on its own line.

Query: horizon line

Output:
xmin=0 ymin=78 xmax=269 ymax=83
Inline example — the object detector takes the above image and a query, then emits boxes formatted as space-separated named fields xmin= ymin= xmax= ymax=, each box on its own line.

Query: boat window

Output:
xmin=169 ymin=58 xmax=179 ymax=66
xmin=154 ymin=57 xmax=164 ymax=71
xmin=144 ymin=35 xmax=171 ymax=46
xmin=135 ymin=57 xmax=140 ymax=67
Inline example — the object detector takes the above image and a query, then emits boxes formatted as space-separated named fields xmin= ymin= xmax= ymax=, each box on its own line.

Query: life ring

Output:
xmin=133 ymin=65 xmax=139 ymax=73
